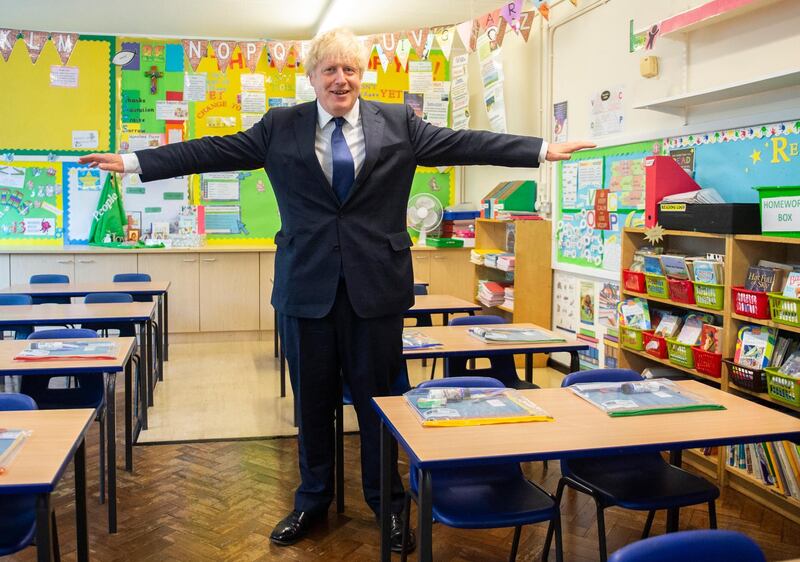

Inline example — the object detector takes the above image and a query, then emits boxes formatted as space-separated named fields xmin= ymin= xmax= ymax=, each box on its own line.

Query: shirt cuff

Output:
xmin=121 ymin=152 xmax=142 ymax=174
xmin=538 ymin=141 xmax=549 ymax=164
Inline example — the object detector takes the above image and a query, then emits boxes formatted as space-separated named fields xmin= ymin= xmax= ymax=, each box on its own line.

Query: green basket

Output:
xmin=693 ymin=282 xmax=724 ymax=311
xmin=620 ymin=326 xmax=645 ymax=351
xmin=644 ymin=274 xmax=669 ymax=299
xmin=767 ymin=292 xmax=800 ymax=328
xmin=765 ymin=367 xmax=800 ymax=407
xmin=666 ymin=338 xmax=695 ymax=369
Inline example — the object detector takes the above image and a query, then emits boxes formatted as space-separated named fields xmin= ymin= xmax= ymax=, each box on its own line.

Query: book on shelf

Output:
xmin=643 ymin=255 xmax=664 ymax=275
xmin=744 ymin=266 xmax=787 ymax=292
xmin=402 ymin=330 xmax=442 ymax=350
xmin=698 ymin=324 xmax=723 ymax=354
xmin=777 ymin=350 xmax=800 ymax=378
xmin=659 ymin=254 xmax=690 ymax=279
xmin=660 ymin=188 xmax=725 ymax=204
xmin=782 ymin=271 xmax=800 ymax=298
xmin=675 ymin=314 xmax=707 ymax=345
xmin=0 ymin=429 xmax=29 ymax=473
xmin=733 ymin=325 xmax=777 ymax=369
xmin=629 ymin=246 xmax=664 ymax=273
xmin=692 ymin=259 xmax=724 ymax=284
xmin=467 ymin=326 xmax=565 ymax=344
xmin=770 ymin=336 xmax=797 ymax=369
xmin=13 ymin=340 xmax=118 ymax=361
xmin=618 ymin=298 xmax=650 ymax=330
xmin=654 ymin=313 xmax=682 ymax=338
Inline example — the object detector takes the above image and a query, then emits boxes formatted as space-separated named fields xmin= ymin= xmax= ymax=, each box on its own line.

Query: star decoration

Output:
xmin=750 ymin=150 xmax=761 ymax=164
xmin=644 ymin=224 xmax=665 ymax=244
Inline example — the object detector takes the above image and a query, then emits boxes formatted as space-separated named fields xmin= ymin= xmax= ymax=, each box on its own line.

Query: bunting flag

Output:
xmin=378 ymin=32 xmax=401 ymax=62
xmin=51 ymin=32 xmax=78 ymax=65
xmin=395 ymin=38 xmax=411 ymax=70
xmin=469 ymin=19 xmax=481 ymax=52
xmin=267 ymin=41 xmax=290 ymax=73
xmin=500 ymin=0 xmax=523 ymax=33
xmin=239 ymin=41 xmax=265 ymax=73
xmin=434 ymin=26 xmax=455 ymax=60
xmin=23 ymin=30 xmax=48 ymax=64
xmin=478 ymin=9 xmax=502 ymax=33
xmin=209 ymin=40 xmax=237 ymax=72
xmin=182 ymin=39 xmax=207 ymax=72
xmin=0 ymin=29 xmax=19 ymax=62
xmin=455 ymin=20 xmax=474 ymax=52
xmin=406 ymin=27 xmax=430 ymax=58
xmin=519 ymin=10 xmax=536 ymax=42
xmin=570 ymin=0 xmax=578 ymax=5
xmin=534 ymin=0 xmax=550 ymax=21
xmin=293 ymin=41 xmax=310 ymax=66
xmin=287 ymin=41 xmax=302 ymax=64
xmin=492 ymin=19 xmax=508 ymax=50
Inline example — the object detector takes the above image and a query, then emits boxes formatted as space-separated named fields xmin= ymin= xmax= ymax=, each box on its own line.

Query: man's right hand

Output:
xmin=78 ymin=153 xmax=124 ymax=172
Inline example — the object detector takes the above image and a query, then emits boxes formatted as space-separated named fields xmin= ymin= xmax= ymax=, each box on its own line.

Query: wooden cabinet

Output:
xmin=411 ymin=250 xmax=431 ymax=285
xmin=0 ymin=254 xmax=9 ymax=289
xmin=10 ymin=254 xmax=76 ymax=283
xmin=259 ymin=252 xmax=276 ymax=331
xmin=199 ymin=253 xmax=260 ymax=332
xmin=429 ymin=249 xmax=473 ymax=301
xmin=138 ymin=253 xmax=200 ymax=333
xmin=74 ymin=254 xmax=138 ymax=283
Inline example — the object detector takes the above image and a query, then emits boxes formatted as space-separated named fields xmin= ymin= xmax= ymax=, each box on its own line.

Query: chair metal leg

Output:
xmin=708 ymin=500 xmax=717 ymax=529
xmin=642 ymin=510 xmax=655 ymax=538
xmin=429 ymin=358 xmax=437 ymax=379
xmin=595 ymin=500 xmax=608 ymax=562
xmin=335 ymin=399 xmax=344 ymax=514
xmin=542 ymin=478 xmax=566 ymax=558
xmin=51 ymin=510 xmax=61 ymax=562
xmin=400 ymin=492 xmax=412 ymax=562
xmin=98 ymin=416 xmax=106 ymax=505
xmin=509 ymin=525 xmax=522 ymax=562
xmin=553 ymin=509 xmax=564 ymax=562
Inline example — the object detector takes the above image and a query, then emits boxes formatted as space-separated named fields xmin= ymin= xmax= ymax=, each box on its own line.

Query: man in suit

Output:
xmin=80 ymin=27 xmax=593 ymax=552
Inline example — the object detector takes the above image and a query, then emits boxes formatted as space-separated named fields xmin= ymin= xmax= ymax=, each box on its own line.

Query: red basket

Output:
xmin=622 ymin=269 xmax=646 ymax=293
xmin=731 ymin=286 xmax=770 ymax=319
xmin=723 ymin=359 xmax=768 ymax=392
xmin=642 ymin=330 xmax=668 ymax=359
xmin=668 ymin=278 xmax=696 ymax=304
xmin=692 ymin=347 xmax=722 ymax=378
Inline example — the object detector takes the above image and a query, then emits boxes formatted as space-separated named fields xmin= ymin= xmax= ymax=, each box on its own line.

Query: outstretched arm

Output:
xmin=545 ymin=141 xmax=597 ymax=161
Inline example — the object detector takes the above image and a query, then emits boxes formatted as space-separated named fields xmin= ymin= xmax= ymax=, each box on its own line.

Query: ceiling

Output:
xmin=2 ymin=0 xmax=516 ymax=40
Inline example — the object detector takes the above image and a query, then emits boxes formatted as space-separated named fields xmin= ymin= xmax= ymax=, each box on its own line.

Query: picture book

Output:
xmin=14 ymin=341 xmax=118 ymax=361
xmin=643 ymin=255 xmax=664 ymax=275
xmin=783 ymin=271 xmax=800 ymax=298
xmin=778 ymin=351 xmax=800 ymax=378
xmin=0 ymin=429 xmax=29 ymax=473
xmin=402 ymin=330 xmax=442 ymax=350
xmin=692 ymin=260 xmax=723 ymax=284
xmin=698 ymin=324 xmax=722 ymax=354
xmin=771 ymin=337 xmax=798 ymax=369
xmin=659 ymin=254 xmax=689 ymax=279
xmin=734 ymin=325 xmax=777 ymax=369
xmin=467 ymin=327 xmax=566 ymax=344
xmin=654 ymin=313 xmax=682 ymax=338
xmin=745 ymin=266 xmax=785 ymax=292
xmin=618 ymin=298 xmax=650 ymax=330
xmin=629 ymin=246 xmax=664 ymax=273
xmin=676 ymin=314 xmax=705 ymax=345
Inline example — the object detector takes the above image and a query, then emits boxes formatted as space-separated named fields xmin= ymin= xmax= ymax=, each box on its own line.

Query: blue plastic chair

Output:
xmin=83 ymin=292 xmax=135 ymax=337
xmin=113 ymin=273 xmax=153 ymax=302
xmin=409 ymin=284 xmax=437 ymax=376
xmin=400 ymin=376 xmax=563 ymax=562
xmin=0 ymin=393 xmax=62 ymax=560
xmin=0 ymin=294 xmax=34 ymax=340
xmin=29 ymin=274 xmax=71 ymax=305
xmin=608 ymin=530 xmax=766 ymax=562
xmin=19 ymin=328 xmax=108 ymax=504
xmin=542 ymin=369 xmax=720 ymax=562
xmin=446 ymin=315 xmax=538 ymax=390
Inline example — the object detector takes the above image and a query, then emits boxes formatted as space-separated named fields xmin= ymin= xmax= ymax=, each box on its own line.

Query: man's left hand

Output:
xmin=545 ymin=141 xmax=597 ymax=162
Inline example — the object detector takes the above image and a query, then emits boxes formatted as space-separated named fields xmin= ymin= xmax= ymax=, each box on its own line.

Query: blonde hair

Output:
xmin=305 ymin=28 xmax=368 ymax=76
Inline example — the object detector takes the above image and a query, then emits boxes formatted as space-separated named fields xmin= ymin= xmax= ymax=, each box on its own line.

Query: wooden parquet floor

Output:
xmin=6 ymin=424 xmax=800 ymax=562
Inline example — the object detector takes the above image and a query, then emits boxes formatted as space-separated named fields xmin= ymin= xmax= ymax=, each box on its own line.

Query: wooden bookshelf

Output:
xmin=619 ymin=228 xmax=800 ymax=523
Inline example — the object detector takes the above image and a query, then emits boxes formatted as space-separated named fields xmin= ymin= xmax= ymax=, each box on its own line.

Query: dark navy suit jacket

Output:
xmin=136 ymin=99 xmax=543 ymax=319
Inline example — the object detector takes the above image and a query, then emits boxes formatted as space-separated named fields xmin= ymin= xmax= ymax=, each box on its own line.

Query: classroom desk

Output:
xmin=0 ymin=337 xmax=136 ymax=534
xmin=402 ymin=323 xmax=587 ymax=382
xmin=0 ymin=408 xmax=95 ymax=562
xmin=408 ymin=294 xmax=482 ymax=324
xmin=374 ymin=381 xmax=800 ymax=561
xmin=0 ymin=281 xmax=171 ymax=362
xmin=0 ymin=302 xmax=159 ymax=431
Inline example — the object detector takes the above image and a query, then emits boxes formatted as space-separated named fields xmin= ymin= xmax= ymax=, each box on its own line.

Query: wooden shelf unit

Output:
xmin=619 ymin=227 xmax=800 ymax=523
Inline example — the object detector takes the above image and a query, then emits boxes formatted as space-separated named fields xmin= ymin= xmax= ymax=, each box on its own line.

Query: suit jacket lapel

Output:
xmin=293 ymin=102 xmax=340 ymax=206
xmin=345 ymin=99 xmax=384 ymax=204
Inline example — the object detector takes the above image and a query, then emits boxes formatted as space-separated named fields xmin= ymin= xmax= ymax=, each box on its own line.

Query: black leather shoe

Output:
xmin=270 ymin=510 xmax=323 ymax=546
xmin=389 ymin=512 xmax=416 ymax=554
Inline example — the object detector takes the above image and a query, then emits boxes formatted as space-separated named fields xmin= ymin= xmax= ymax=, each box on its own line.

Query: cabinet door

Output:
xmin=259 ymin=252 xmax=276 ymax=331
xmin=412 ymin=250 xmax=431 ymax=286
xmin=74 ymin=254 xmax=139 ymax=283
xmin=430 ymin=249 xmax=473 ymax=301
xmin=137 ymin=253 xmax=200 ymax=333
xmin=10 ymin=254 xmax=76 ymax=283
xmin=0 ymin=254 xmax=9 ymax=289
xmin=199 ymin=253 xmax=260 ymax=331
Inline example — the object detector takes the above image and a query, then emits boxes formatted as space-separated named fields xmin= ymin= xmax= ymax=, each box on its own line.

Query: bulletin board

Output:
xmin=0 ymin=36 xmax=114 ymax=153
xmin=0 ymin=159 xmax=64 ymax=244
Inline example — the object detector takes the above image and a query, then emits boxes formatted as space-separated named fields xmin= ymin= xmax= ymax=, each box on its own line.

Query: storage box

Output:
xmin=424 ymin=237 xmax=464 ymax=248
xmin=755 ymin=186 xmax=800 ymax=238
xmin=657 ymin=202 xmax=760 ymax=234
xmin=480 ymin=181 xmax=536 ymax=219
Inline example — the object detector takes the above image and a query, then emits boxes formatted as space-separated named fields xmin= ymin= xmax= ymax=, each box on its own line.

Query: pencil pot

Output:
xmin=644 ymin=274 xmax=669 ymax=299
xmin=642 ymin=330 xmax=668 ymax=359
xmin=692 ymin=347 xmax=722 ymax=378
xmin=765 ymin=367 xmax=800 ymax=407
xmin=668 ymin=278 xmax=695 ymax=305
xmin=732 ymin=287 xmax=770 ymax=319
xmin=693 ymin=282 xmax=724 ymax=311
xmin=622 ymin=269 xmax=646 ymax=293
xmin=767 ymin=292 xmax=800 ymax=328
xmin=620 ymin=326 xmax=645 ymax=351
xmin=666 ymin=338 xmax=695 ymax=369
xmin=724 ymin=359 xmax=768 ymax=392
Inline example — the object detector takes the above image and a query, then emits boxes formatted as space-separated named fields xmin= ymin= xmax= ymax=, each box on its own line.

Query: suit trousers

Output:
xmin=279 ymin=279 xmax=406 ymax=515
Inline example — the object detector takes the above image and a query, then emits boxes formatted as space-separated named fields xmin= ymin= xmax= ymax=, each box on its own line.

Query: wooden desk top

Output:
xmin=402 ymin=323 xmax=587 ymax=358
xmin=0 ymin=281 xmax=170 ymax=296
xmin=0 ymin=302 xmax=156 ymax=324
xmin=0 ymin=409 xmax=95 ymax=494
xmin=410 ymin=295 xmax=482 ymax=314
xmin=373 ymin=381 xmax=800 ymax=469
xmin=0 ymin=337 xmax=135 ymax=376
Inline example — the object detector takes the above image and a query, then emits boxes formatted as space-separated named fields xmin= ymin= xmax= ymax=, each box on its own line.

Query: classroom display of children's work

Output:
xmin=0 ymin=32 xmax=458 ymax=246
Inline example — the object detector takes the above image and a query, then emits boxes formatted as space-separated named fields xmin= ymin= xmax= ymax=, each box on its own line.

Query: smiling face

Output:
xmin=308 ymin=57 xmax=362 ymax=117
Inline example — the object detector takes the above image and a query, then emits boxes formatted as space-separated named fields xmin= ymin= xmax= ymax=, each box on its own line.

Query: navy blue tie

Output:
xmin=331 ymin=117 xmax=354 ymax=204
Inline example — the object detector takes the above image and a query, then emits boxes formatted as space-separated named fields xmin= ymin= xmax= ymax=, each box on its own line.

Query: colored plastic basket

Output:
xmin=620 ymin=326 xmax=645 ymax=351
xmin=666 ymin=338 xmax=695 ymax=369
xmin=644 ymin=274 xmax=669 ymax=299
xmin=668 ymin=278 xmax=695 ymax=305
xmin=692 ymin=347 xmax=722 ymax=378
xmin=767 ymin=292 xmax=800 ymax=328
xmin=642 ymin=330 xmax=668 ymax=359
xmin=732 ymin=286 xmax=770 ymax=319
xmin=765 ymin=367 xmax=800 ymax=407
xmin=693 ymin=281 xmax=724 ymax=310
xmin=622 ymin=269 xmax=646 ymax=293
xmin=724 ymin=359 xmax=768 ymax=392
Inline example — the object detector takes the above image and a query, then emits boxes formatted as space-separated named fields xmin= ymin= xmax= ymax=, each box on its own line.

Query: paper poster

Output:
xmin=204 ymin=205 xmax=241 ymax=233
xmin=608 ymin=156 xmax=645 ymax=209
xmin=553 ymin=100 xmax=567 ymax=143
xmin=156 ymin=100 xmax=189 ymax=121
xmin=240 ymin=73 xmax=265 ymax=91
xmin=0 ymin=166 xmax=26 ymax=188
xmin=72 ymin=131 xmax=99 ymax=149
xmin=240 ymin=91 xmax=266 ymax=113
xmin=75 ymin=168 xmax=101 ymax=190
xmin=125 ymin=133 xmax=162 ymax=152
xmin=121 ymin=174 xmax=188 ymax=235
xmin=450 ymin=55 xmax=470 ymax=130
xmin=408 ymin=61 xmax=433 ymax=93
xmin=295 ymin=75 xmax=316 ymax=102
xmin=561 ymin=161 xmax=578 ymax=209
xmin=598 ymin=281 xmax=620 ymax=331
xmin=203 ymin=180 xmax=240 ymax=201
xmin=594 ymin=188 xmax=611 ymax=230
xmin=589 ymin=86 xmax=625 ymax=137
xmin=404 ymin=92 xmax=423 ymax=117
xmin=50 ymin=65 xmax=79 ymax=88
xmin=477 ymin=35 xmax=506 ymax=133
xmin=577 ymin=158 xmax=603 ymax=207
xmin=580 ymin=280 xmax=595 ymax=326
xmin=553 ymin=271 xmax=577 ymax=333
xmin=241 ymin=113 xmax=262 ymax=131
xmin=183 ymin=73 xmax=207 ymax=102
xmin=362 ymin=70 xmax=378 ymax=84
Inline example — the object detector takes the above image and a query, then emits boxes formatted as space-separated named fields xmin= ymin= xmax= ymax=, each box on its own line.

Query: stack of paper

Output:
xmin=502 ymin=286 xmax=515 ymax=311
xmin=496 ymin=254 xmax=515 ymax=272
xmin=468 ymin=326 xmax=566 ymax=344
xmin=477 ymin=280 xmax=510 ymax=308
xmin=661 ymin=188 xmax=725 ymax=204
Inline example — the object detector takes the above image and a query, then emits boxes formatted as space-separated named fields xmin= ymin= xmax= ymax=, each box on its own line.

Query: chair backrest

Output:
xmin=84 ymin=292 xmax=133 ymax=304
xmin=561 ymin=368 xmax=642 ymax=387
xmin=418 ymin=376 xmax=504 ymax=389
xmin=413 ymin=283 xmax=428 ymax=296
xmin=448 ymin=314 xmax=506 ymax=327
xmin=0 ymin=294 xmax=33 ymax=306
xmin=0 ymin=393 xmax=37 ymax=411
xmin=113 ymin=273 xmax=151 ymax=283
xmin=28 ymin=328 xmax=98 ymax=340
xmin=29 ymin=274 xmax=69 ymax=284
xmin=607 ymin=530 xmax=766 ymax=562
